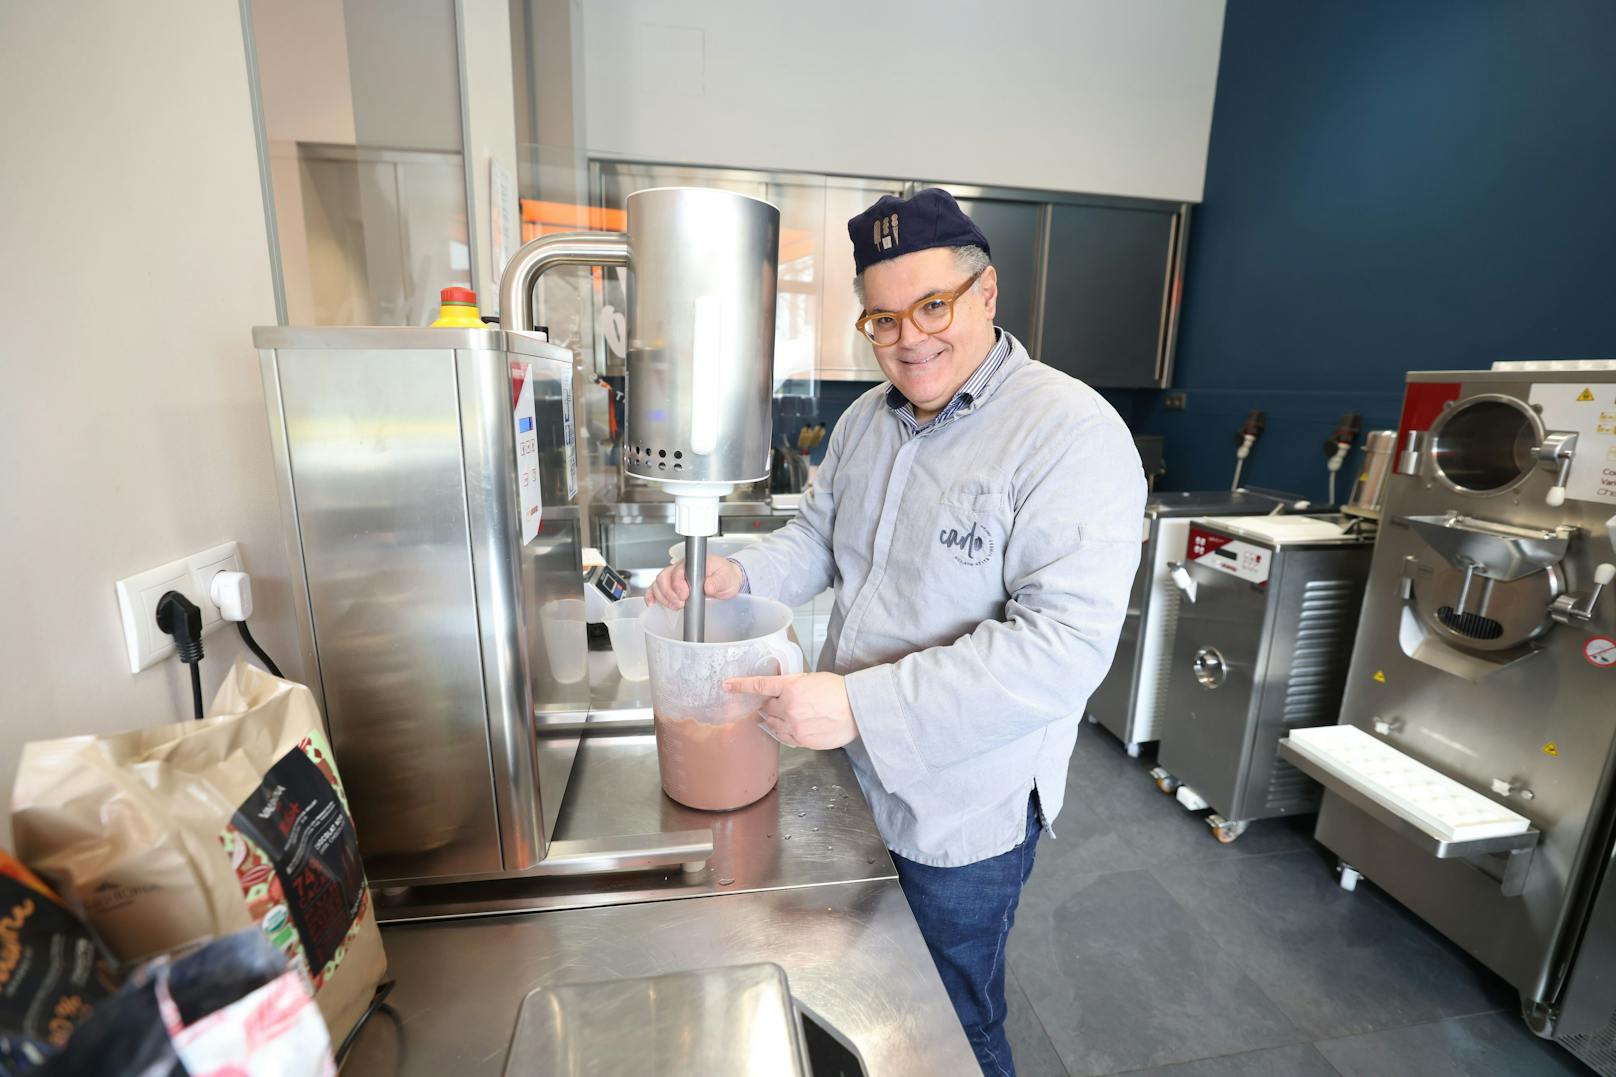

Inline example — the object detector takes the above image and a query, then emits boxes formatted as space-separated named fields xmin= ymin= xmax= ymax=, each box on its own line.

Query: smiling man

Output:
xmin=649 ymin=188 xmax=1145 ymax=1076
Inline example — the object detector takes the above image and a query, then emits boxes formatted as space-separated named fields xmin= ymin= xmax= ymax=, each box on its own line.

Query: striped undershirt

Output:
xmin=884 ymin=329 xmax=1011 ymax=436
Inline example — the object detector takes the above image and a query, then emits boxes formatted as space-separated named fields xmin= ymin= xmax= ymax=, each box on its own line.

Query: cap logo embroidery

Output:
xmin=873 ymin=213 xmax=899 ymax=252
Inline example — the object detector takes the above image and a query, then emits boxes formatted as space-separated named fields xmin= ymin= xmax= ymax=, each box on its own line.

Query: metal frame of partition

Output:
xmin=588 ymin=157 xmax=1192 ymax=388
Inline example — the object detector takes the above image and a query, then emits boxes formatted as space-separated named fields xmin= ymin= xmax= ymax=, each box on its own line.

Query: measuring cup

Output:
xmin=604 ymin=597 xmax=650 ymax=681
xmin=538 ymin=598 xmax=588 ymax=684
xmin=640 ymin=595 xmax=804 ymax=810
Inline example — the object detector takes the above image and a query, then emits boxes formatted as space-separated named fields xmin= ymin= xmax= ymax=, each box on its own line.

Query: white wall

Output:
xmin=0 ymin=4 xmax=294 ymax=841
xmin=580 ymin=0 xmax=1226 ymax=202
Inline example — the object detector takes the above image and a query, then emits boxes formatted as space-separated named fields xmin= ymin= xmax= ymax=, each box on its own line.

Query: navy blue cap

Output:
xmin=848 ymin=188 xmax=991 ymax=273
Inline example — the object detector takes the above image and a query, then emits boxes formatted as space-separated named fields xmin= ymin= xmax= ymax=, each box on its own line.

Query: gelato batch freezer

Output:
xmin=1087 ymin=489 xmax=1307 ymax=757
xmin=1148 ymin=513 xmax=1374 ymax=843
xmin=1277 ymin=366 xmax=1616 ymax=1072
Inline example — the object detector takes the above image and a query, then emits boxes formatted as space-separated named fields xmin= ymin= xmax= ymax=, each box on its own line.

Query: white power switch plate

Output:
xmin=115 ymin=541 xmax=244 ymax=673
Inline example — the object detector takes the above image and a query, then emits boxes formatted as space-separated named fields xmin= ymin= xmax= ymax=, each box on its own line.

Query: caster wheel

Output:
xmin=1337 ymin=863 xmax=1362 ymax=893
xmin=1208 ymin=814 xmax=1248 ymax=844
xmin=1148 ymin=767 xmax=1179 ymax=794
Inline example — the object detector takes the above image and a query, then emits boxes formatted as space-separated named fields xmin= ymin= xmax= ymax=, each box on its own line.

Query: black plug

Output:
xmin=155 ymin=591 xmax=203 ymax=662
xmin=155 ymin=591 xmax=206 ymax=719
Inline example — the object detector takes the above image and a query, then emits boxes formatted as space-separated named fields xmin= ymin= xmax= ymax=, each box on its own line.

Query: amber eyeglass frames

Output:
xmin=855 ymin=269 xmax=985 ymax=346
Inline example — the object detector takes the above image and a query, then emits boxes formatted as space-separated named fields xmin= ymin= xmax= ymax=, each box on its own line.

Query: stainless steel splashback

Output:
xmin=621 ymin=187 xmax=780 ymax=488
xmin=257 ymin=326 xmax=584 ymax=886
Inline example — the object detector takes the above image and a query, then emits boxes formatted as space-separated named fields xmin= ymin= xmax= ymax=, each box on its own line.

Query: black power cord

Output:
xmin=236 ymin=621 xmax=283 ymax=678
xmin=333 ymin=978 xmax=398 ymax=1066
xmin=155 ymin=591 xmax=206 ymax=720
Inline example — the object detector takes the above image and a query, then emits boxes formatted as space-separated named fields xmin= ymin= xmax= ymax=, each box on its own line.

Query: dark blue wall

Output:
xmin=1137 ymin=0 xmax=1616 ymax=500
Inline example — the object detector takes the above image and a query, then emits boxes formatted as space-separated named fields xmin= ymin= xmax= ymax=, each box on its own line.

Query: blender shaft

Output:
xmin=683 ymin=534 xmax=707 ymax=642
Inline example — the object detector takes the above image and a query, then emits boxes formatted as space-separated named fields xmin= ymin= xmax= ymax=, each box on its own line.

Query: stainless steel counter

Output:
xmin=348 ymin=880 xmax=975 ymax=1075
xmin=353 ymin=738 xmax=978 ymax=1074
xmin=375 ymin=738 xmax=892 ymax=919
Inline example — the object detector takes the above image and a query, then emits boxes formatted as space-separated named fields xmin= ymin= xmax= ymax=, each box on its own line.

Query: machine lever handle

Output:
xmin=1550 ymin=562 xmax=1614 ymax=624
xmin=1167 ymin=561 xmax=1196 ymax=603
xmin=1538 ymin=431 xmax=1578 ymax=507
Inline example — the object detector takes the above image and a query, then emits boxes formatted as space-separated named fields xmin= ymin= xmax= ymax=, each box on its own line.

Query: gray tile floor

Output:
xmin=1002 ymin=721 xmax=1588 ymax=1076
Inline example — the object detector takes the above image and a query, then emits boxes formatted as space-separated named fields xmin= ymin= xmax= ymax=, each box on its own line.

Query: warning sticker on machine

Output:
xmin=1584 ymin=637 xmax=1616 ymax=668
xmin=1188 ymin=527 xmax=1271 ymax=584
xmin=1530 ymin=383 xmax=1616 ymax=504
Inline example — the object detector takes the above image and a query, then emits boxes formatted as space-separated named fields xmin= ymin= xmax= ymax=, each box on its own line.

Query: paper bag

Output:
xmin=10 ymin=659 xmax=387 ymax=1046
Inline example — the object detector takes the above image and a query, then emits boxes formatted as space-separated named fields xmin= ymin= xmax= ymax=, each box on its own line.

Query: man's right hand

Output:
xmin=647 ymin=555 xmax=744 ymax=610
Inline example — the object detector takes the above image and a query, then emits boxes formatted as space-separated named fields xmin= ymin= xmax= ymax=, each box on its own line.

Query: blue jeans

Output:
xmin=891 ymin=794 xmax=1042 ymax=1077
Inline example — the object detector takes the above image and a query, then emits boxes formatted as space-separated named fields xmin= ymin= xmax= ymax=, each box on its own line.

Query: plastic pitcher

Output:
xmin=604 ymin=597 xmax=650 ymax=681
xmin=640 ymin=595 xmax=804 ymax=810
xmin=539 ymin=598 xmax=588 ymax=684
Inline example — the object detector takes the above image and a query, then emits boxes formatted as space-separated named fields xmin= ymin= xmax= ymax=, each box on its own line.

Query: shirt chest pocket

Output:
xmin=934 ymin=483 xmax=1009 ymax=571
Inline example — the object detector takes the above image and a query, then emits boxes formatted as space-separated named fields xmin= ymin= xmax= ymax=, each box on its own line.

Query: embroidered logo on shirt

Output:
xmin=939 ymin=520 xmax=994 ymax=566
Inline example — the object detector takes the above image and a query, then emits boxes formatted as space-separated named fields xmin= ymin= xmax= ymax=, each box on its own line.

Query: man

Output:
xmin=648 ymin=189 xmax=1145 ymax=1076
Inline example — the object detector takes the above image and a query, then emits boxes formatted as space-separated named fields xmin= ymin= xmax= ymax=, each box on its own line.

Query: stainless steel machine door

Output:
xmin=272 ymin=341 xmax=504 ymax=883
xmin=261 ymin=328 xmax=588 ymax=887
xmin=1158 ymin=559 xmax=1272 ymax=812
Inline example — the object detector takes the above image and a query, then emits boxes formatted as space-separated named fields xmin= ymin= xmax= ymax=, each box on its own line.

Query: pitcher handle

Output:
xmin=762 ymin=637 xmax=805 ymax=678
xmin=752 ymin=638 xmax=804 ymax=744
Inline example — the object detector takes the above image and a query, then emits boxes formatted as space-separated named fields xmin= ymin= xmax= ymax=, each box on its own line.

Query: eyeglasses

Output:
xmin=855 ymin=269 xmax=984 ymax=346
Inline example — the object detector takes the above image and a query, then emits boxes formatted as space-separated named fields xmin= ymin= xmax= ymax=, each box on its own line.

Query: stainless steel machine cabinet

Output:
xmin=1280 ymin=368 xmax=1616 ymax=1067
xmin=1152 ymin=514 xmax=1374 ymax=843
xmin=257 ymin=327 xmax=587 ymax=887
xmin=1087 ymin=489 xmax=1307 ymax=758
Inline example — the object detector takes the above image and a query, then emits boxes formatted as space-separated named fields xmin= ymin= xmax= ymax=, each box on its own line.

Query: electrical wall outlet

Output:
xmin=1164 ymin=391 xmax=1188 ymax=410
xmin=115 ymin=541 xmax=243 ymax=673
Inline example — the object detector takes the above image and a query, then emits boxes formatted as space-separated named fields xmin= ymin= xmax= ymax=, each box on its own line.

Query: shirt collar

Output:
xmin=885 ymin=329 xmax=1010 ymax=434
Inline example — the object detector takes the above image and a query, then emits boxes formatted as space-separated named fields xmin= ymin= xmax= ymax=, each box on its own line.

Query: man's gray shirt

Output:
xmin=732 ymin=332 xmax=1146 ymax=867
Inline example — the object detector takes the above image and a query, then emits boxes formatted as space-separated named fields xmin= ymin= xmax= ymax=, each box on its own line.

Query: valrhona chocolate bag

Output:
xmin=10 ymin=659 xmax=386 ymax=1045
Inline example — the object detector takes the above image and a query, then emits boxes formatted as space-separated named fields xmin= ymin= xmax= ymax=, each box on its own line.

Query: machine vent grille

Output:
xmin=1265 ymin=758 xmax=1315 ymax=812
xmin=1142 ymin=584 xmax=1182 ymax=742
xmin=1264 ymin=578 xmax=1362 ymax=812
xmin=1281 ymin=580 xmax=1359 ymax=727
xmin=628 ymin=443 xmax=686 ymax=473
xmin=1562 ymin=1007 xmax=1616 ymax=1076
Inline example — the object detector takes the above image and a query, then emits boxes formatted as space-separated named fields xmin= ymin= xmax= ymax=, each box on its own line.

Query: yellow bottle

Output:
xmin=431 ymin=286 xmax=484 ymax=327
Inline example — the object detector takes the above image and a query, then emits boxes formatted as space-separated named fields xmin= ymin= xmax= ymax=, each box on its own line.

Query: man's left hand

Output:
xmin=723 ymin=672 xmax=858 ymax=750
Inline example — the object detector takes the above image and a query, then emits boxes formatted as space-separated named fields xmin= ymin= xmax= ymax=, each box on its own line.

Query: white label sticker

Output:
xmin=512 ymin=362 xmax=542 ymax=543
xmin=1529 ymin=383 xmax=1616 ymax=504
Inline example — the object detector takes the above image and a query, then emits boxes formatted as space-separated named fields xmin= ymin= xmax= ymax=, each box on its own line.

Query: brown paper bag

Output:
xmin=10 ymin=658 xmax=387 ymax=1045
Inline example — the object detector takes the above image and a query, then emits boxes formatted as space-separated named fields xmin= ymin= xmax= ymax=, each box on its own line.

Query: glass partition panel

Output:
xmin=249 ymin=0 xmax=470 ymax=326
